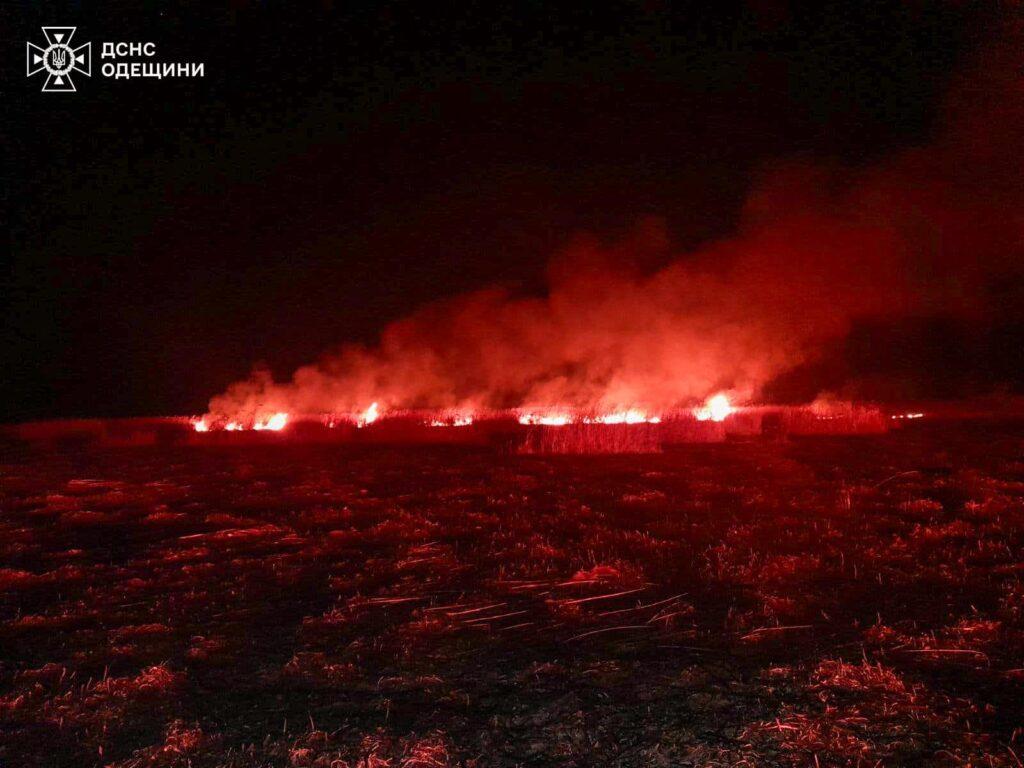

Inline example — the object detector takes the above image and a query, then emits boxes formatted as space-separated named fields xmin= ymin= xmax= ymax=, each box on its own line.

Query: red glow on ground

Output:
xmin=4 ymin=420 xmax=1022 ymax=764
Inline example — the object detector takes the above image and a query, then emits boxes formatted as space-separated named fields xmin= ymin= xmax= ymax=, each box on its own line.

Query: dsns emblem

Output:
xmin=27 ymin=27 xmax=91 ymax=92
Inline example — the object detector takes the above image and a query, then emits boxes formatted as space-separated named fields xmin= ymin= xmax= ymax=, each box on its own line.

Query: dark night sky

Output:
xmin=4 ymin=1 xmax=1008 ymax=420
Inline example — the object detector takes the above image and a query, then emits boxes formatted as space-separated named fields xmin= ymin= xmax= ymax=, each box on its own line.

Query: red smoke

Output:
xmin=206 ymin=19 xmax=1023 ymax=425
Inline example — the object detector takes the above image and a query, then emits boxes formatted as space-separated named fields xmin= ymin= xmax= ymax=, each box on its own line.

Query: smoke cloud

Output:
xmin=208 ymin=19 xmax=1024 ymax=422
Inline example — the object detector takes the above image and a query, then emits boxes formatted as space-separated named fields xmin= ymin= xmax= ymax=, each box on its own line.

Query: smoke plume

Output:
xmin=208 ymin=19 xmax=1024 ymax=422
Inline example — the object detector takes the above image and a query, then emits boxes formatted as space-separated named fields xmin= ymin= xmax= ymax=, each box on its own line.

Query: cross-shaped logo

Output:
xmin=26 ymin=27 xmax=91 ymax=92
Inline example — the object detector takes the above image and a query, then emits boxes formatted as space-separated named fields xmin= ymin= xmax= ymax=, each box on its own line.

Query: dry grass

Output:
xmin=1 ymin=423 xmax=1023 ymax=765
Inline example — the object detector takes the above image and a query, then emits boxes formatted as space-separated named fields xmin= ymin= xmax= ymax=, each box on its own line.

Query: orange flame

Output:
xmin=253 ymin=412 xmax=289 ymax=431
xmin=356 ymin=402 xmax=380 ymax=428
xmin=429 ymin=413 xmax=474 ymax=427
xmin=517 ymin=411 xmax=572 ymax=426
xmin=584 ymin=409 xmax=661 ymax=425
xmin=694 ymin=393 xmax=733 ymax=422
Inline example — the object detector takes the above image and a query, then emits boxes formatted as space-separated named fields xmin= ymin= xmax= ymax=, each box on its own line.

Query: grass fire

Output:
xmin=8 ymin=2 xmax=1024 ymax=767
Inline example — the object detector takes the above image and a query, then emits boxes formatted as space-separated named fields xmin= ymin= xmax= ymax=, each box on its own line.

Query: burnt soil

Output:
xmin=2 ymin=423 xmax=1023 ymax=766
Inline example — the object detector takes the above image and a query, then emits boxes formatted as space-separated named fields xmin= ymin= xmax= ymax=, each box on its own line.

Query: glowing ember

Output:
xmin=891 ymin=412 xmax=924 ymax=420
xmin=694 ymin=393 xmax=733 ymax=422
xmin=518 ymin=412 xmax=572 ymax=426
xmin=584 ymin=410 xmax=661 ymax=425
xmin=357 ymin=402 xmax=380 ymax=428
xmin=253 ymin=412 xmax=289 ymax=431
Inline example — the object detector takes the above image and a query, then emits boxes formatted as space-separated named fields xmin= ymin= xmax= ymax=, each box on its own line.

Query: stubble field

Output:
xmin=2 ymin=423 xmax=1023 ymax=766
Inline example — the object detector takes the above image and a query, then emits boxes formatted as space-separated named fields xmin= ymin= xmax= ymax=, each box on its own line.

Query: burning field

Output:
xmin=3 ymin=418 xmax=1024 ymax=766
xmin=9 ymin=4 xmax=1024 ymax=767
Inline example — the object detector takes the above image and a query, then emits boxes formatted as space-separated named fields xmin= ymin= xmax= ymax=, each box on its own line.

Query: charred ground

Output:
xmin=2 ymin=423 xmax=1024 ymax=766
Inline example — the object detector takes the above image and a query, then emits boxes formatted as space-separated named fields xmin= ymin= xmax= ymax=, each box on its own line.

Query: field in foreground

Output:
xmin=2 ymin=424 xmax=1023 ymax=767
